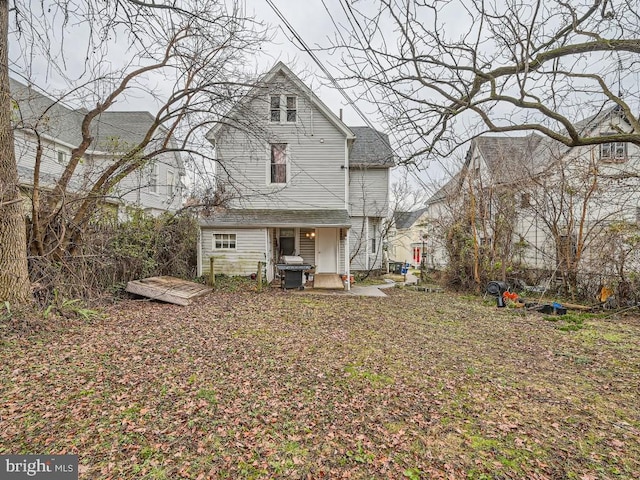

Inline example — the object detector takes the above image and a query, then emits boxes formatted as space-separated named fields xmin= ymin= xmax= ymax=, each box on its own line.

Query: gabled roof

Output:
xmin=199 ymin=209 xmax=351 ymax=228
xmin=10 ymin=78 xmax=184 ymax=173
xmin=474 ymin=134 xmax=544 ymax=181
xmin=205 ymin=61 xmax=355 ymax=142
xmin=348 ymin=126 xmax=395 ymax=168
xmin=393 ymin=208 xmax=427 ymax=229
xmin=426 ymin=170 xmax=465 ymax=205
xmin=572 ymin=104 xmax=630 ymax=137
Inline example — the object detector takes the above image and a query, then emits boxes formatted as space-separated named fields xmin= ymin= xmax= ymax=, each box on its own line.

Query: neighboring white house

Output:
xmin=10 ymin=78 xmax=185 ymax=217
xmin=426 ymin=105 xmax=640 ymax=281
xmin=197 ymin=62 xmax=394 ymax=283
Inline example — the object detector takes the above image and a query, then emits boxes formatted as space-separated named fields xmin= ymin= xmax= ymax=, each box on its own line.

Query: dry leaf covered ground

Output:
xmin=1 ymin=285 xmax=639 ymax=479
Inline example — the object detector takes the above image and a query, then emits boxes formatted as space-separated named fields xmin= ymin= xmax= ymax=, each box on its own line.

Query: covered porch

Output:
xmin=198 ymin=209 xmax=351 ymax=287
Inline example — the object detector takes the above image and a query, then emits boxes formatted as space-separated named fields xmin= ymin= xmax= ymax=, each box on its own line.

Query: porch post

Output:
xmin=344 ymin=227 xmax=351 ymax=291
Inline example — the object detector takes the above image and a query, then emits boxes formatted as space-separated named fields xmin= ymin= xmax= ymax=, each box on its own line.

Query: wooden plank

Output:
xmin=125 ymin=276 xmax=212 ymax=306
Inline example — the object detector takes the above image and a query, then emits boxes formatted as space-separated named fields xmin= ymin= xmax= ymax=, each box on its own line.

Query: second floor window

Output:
xmin=57 ymin=151 xmax=67 ymax=164
xmin=270 ymin=143 xmax=287 ymax=184
xmin=149 ymin=164 xmax=159 ymax=193
xmin=600 ymin=141 xmax=627 ymax=162
xmin=167 ymin=170 xmax=175 ymax=196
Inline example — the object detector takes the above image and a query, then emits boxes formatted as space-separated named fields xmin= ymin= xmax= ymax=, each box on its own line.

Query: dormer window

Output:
xmin=600 ymin=141 xmax=627 ymax=162
xmin=269 ymin=95 xmax=297 ymax=123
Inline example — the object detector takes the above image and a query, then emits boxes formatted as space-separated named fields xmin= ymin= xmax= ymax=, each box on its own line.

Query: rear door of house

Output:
xmin=316 ymin=228 xmax=338 ymax=273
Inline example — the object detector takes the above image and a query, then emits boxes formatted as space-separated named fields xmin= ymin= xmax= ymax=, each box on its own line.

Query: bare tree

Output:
xmin=329 ymin=0 xmax=640 ymax=163
xmin=433 ymin=133 xmax=640 ymax=297
xmin=0 ymin=0 xmax=29 ymax=303
xmin=1 ymin=0 xmax=267 ymax=303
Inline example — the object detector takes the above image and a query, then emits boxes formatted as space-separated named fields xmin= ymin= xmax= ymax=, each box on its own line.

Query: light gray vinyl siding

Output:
xmin=349 ymin=217 xmax=367 ymax=271
xmin=14 ymin=130 xmax=182 ymax=215
xmin=349 ymin=168 xmax=389 ymax=217
xmin=200 ymin=227 xmax=267 ymax=276
xmin=349 ymin=216 xmax=384 ymax=271
xmin=299 ymin=229 xmax=316 ymax=266
xmin=216 ymin=73 xmax=346 ymax=210
xmin=14 ymin=131 xmax=79 ymax=189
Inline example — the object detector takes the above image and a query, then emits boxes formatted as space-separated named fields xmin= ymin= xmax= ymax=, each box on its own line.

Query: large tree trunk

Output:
xmin=0 ymin=0 xmax=31 ymax=304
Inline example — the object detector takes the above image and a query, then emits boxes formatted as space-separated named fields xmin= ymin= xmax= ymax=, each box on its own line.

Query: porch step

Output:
xmin=313 ymin=273 xmax=344 ymax=290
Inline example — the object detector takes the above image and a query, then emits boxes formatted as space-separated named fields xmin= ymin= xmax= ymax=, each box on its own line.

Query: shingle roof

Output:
xmin=9 ymin=78 xmax=183 ymax=171
xmin=393 ymin=208 xmax=427 ymax=229
xmin=348 ymin=126 xmax=395 ymax=167
xmin=474 ymin=134 xmax=544 ymax=180
xmin=426 ymin=170 xmax=465 ymax=205
xmin=199 ymin=209 xmax=352 ymax=228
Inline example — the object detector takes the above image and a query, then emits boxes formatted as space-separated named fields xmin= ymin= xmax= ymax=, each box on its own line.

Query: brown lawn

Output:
xmin=1 ymin=284 xmax=639 ymax=479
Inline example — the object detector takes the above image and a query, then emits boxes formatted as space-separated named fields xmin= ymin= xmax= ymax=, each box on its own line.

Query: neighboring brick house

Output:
xmin=197 ymin=62 xmax=394 ymax=284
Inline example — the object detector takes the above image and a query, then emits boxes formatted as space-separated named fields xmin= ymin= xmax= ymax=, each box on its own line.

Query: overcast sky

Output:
xmin=7 ymin=0 xmax=451 ymax=195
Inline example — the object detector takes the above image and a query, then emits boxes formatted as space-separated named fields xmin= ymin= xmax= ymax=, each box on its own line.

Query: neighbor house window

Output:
xmin=600 ymin=141 xmax=627 ymax=162
xmin=520 ymin=192 xmax=531 ymax=208
xmin=270 ymin=95 xmax=280 ymax=122
xmin=167 ymin=170 xmax=175 ymax=196
xmin=286 ymin=95 xmax=297 ymax=122
xmin=370 ymin=220 xmax=378 ymax=253
xmin=214 ymin=233 xmax=236 ymax=250
xmin=57 ymin=151 xmax=67 ymax=164
xmin=270 ymin=143 xmax=287 ymax=184
xmin=149 ymin=164 xmax=159 ymax=193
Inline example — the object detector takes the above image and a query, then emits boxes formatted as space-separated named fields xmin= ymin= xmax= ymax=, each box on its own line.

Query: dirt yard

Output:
xmin=1 ymin=286 xmax=639 ymax=479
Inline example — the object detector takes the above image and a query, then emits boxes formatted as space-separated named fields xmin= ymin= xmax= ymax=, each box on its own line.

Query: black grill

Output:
xmin=276 ymin=261 xmax=312 ymax=289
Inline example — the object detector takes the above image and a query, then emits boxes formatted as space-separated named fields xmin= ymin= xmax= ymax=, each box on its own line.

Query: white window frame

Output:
xmin=270 ymin=95 xmax=281 ymax=123
xmin=149 ymin=163 xmax=159 ymax=194
xmin=285 ymin=95 xmax=297 ymax=123
xmin=269 ymin=94 xmax=297 ymax=123
xmin=167 ymin=170 xmax=175 ymax=197
xmin=268 ymin=143 xmax=288 ymax=185
xmin=57 ymin=150 xmax=67 ymax=165
xmin=600 ymin=141 xmax=627 ymax=162
xmin=213 ymin=233 xmax=237 ymax=250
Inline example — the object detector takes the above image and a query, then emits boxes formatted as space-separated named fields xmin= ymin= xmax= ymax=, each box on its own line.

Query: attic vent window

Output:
xmin=600 ymin=141 xmax=627 ymax=162
xmin=270 ymin=95 xmax=280 ymax=122
xmin=286 ymin=96 xmax=297 ymax=122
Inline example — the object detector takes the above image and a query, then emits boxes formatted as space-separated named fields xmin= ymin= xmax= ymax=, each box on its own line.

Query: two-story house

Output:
xmin=10 ymin=78 xmax=185 ymax=218
xmin=197 ymin=62 xmax=394 ymax=286
xmin=426 ymin=105 xmax=640 ymax=287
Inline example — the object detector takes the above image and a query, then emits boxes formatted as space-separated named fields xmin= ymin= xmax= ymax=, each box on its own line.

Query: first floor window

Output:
xmin=370 ymin=220 xmax=378 ymax=253
xmin=270 ymin=143 xmax=287 ymax=184
xmin=600 ymin=141 xmax=627 ymax=161
xmin=214 ymin=233 xmax=236 ymax=249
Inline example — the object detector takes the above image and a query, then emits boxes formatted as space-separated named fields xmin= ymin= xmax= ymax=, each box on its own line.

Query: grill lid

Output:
xmin=281 ymin=255 xmax=304 ymax=265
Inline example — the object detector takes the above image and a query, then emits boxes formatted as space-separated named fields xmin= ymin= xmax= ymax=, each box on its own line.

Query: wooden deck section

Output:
xmin=125 ymin=276 xmax=212 ymax=306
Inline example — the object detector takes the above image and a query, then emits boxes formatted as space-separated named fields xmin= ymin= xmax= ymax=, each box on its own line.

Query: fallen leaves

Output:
xmin=0 ymin=288 xmax=639 ymax=478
